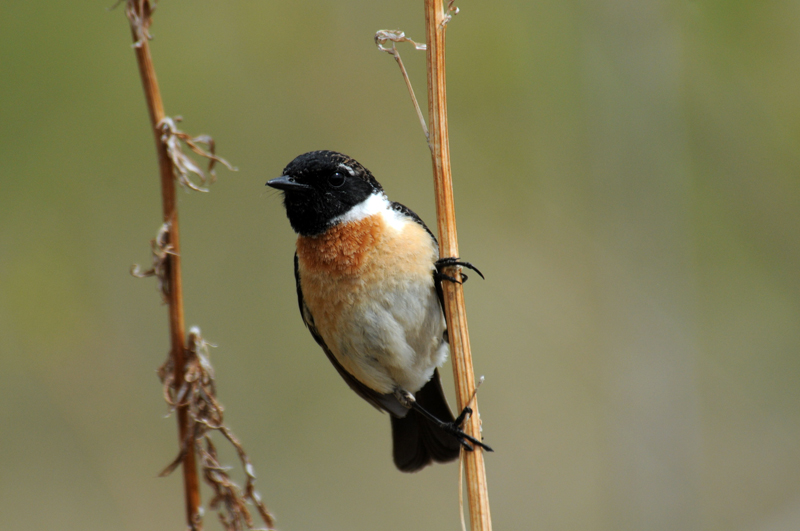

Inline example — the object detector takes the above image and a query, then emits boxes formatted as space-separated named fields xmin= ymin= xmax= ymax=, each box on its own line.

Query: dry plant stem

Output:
xmin=375 ymin=30 xmax=430 ymax=148
xmin=127 ymin=2 xmax=202 ymax=529
xmin=424 ymin=1 xmax=492 ymax=530
xmin=390 ymin=48 xmax=430 ymax=148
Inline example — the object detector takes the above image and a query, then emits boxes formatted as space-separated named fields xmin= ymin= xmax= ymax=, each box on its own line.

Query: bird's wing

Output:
xmin=389 ymin=201 xmax=437 ymax=242
xmin=294 ymin=253 xmax=408 ymax=417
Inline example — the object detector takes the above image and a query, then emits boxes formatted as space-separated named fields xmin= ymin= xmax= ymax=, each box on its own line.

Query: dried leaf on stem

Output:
xmin=159 ymin=327 xmax=276 ymax=531
xmin=120 ymin=0 xmax=156 ymax=48
xmin=130 ymin=222 xmax=175 ymax=302
xmin=441 ymin=0 xmax=460 ymax=27
xmin=159 ymin=117 xmax=237 ymax=193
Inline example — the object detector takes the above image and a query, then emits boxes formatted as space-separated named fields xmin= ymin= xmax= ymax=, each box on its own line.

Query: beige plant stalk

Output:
xmin=424 ymin=1 xmax=493 ymax=530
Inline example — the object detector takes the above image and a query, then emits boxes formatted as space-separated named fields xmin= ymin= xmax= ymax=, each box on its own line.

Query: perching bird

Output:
xmin=267 ymin=150 xmax=491 ymax=472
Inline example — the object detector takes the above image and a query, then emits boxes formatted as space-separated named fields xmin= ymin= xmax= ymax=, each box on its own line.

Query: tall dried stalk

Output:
xmin=123 ymin=2 xmax=272 ymax=530
xmin=124 ymin=2 xmax=202 ymax=528
xmin=424 ymin=1 xmax=493 ymax=530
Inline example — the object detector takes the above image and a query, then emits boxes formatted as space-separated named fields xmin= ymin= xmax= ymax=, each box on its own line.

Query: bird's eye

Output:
xmin=328 ymin=171 xmax=346 ymax=188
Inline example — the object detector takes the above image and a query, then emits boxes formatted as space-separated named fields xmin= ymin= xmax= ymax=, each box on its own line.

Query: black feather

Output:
xmin=391 ymin=369 xmax=461 ymax=472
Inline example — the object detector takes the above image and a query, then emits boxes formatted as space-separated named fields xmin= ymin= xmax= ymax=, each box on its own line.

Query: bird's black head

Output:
xmin=267 ymin=151 xmax=383 ymax=236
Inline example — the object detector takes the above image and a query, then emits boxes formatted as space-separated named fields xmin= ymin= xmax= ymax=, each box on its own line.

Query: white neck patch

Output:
xmin=333 ymin=192 xmax=405 ymax=232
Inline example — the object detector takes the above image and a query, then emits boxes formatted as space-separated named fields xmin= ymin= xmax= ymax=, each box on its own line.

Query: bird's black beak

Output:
xmin=266 ymin=175 xmax=311 ymax=192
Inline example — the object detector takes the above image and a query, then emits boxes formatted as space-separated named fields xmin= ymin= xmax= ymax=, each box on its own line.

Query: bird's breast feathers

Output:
xmin=296 ymin=195 xmax=447 ymax=394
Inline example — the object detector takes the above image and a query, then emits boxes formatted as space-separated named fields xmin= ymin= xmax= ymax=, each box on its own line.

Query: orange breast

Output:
xmin=295 ymin=212 xmax=438 ymax=384
xmin=296 ymin=215 xmax=382 ymax=277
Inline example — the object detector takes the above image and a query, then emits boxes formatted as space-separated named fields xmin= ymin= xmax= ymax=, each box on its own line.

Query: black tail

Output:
xmin=390 ymin=369 xmax=462 ymax=472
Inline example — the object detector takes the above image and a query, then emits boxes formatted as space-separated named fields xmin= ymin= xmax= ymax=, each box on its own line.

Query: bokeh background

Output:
xmin=2 ymin=1 xmax=799 ymax=530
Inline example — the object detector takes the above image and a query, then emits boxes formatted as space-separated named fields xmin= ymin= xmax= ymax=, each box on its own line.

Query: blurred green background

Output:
xmin=1 ymin=1 xmax=799 ymax=530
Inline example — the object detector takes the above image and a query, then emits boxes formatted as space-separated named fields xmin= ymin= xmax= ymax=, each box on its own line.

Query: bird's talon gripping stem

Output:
xmin=408 ymin=400 xmax=493 ymax=453
xmin=449 ymin=404 xmax=493 ymax=452
xmin=453 ymin=406 xmax=472 ymax=427
xmin=436 ymin=272 xmax=461 ymax=285
xmin=435 ymin=257 xmax=485 ymax=283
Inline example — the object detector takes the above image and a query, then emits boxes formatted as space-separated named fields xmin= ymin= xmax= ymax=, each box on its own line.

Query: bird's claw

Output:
xmin=445 ymin=406 xmax=494 ymax=452
xmin=435 ymin=257 xmax=485 ymax=285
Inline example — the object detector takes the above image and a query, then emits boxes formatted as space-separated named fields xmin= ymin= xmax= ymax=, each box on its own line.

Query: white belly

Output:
xmin=336 ymin=278 xmax=448 ymax=394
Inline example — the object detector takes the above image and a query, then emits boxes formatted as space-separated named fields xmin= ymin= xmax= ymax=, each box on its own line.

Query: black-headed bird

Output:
xmin=267 ymin=150 xmax=491 ymax=472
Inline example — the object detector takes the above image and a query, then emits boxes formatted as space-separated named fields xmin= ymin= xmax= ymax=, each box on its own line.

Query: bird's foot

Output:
xmin=435 ymin=257 xmax=485 ymax=285
xmin=399 ymin=389 xmax=493 ymax=453
xmin=444 ymin=406 xmax=493 ymax=452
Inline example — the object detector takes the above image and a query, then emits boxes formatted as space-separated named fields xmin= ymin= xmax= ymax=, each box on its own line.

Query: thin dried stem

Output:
xmin=123 ymin=6 xmax=270 ymax=524
xmin=375 ymin=30 xmax=431 ymax=149
xmin=424 ymin=1 xmax=493 ymax=530
xmin=123 ymin=1 xmax=202 ymax=528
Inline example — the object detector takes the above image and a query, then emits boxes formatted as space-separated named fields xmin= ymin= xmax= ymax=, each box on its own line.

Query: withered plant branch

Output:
xmin=159 ymin=116 xmax=236 ymax=192
xmin=121 ymin=0 xmax=155 ymax=48
xmin=124 ymin=4 xmax=266 ymax=530
xmin=423 ymin=1 xmax=492 ymax=530
xmin=160 ymin=329 xmax=276 ymax=531
xmin=131 ymin=222 xmax=175 ymax=302
xmin=442 ymin=0 xmax=460 ymax=27
xmin=375 ymin=30 xmax=430 ymax=149
xmin=123 ymin=1 xmax=202 ymax=528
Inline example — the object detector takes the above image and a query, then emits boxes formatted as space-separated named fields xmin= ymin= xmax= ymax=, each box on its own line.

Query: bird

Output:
xmin=266 ymin=150 xmax=491 ymax=472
